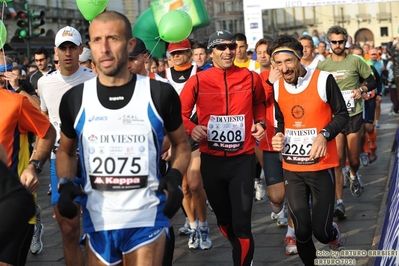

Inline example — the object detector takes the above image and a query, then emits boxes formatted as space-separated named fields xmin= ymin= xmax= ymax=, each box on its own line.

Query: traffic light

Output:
xmin=30 ymin=10 xmax=45 ymax=37
xmin=16 ymin=10 xmax=29 ymax=38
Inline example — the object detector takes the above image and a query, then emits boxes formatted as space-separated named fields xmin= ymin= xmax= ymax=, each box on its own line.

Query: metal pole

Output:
xmin=24 ymin=1 xmax=31 ymax=62
xmin=341 ymin=7 xmax=344 ymax=28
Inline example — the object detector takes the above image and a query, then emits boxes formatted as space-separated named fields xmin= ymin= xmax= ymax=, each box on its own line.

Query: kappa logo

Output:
xmin=88 ymin=134 xmax=98 ymax=141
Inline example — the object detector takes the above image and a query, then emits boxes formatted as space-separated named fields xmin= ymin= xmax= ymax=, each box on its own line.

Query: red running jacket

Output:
xmin=180 ymin=65 xmax=266 ymax=157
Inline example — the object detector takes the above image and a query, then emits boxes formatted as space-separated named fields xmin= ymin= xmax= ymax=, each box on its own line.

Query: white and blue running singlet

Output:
xmin=75 ymin=75 xmax=169 ymax=233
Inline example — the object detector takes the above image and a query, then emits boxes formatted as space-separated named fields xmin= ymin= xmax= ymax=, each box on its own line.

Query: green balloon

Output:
xmin=76 ymin=0 xmax=108 ymax=22
xmin=0 ymin=20 xmax=7 ymax=49
xmin=134 ymin=8 xmax=167 ymax=59
xmin=158 ymin=10 xmax=192 ymax=43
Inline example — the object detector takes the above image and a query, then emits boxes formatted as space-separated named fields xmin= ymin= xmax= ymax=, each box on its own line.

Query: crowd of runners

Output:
xmin=0 ymin=9 xmax=396 ymax=266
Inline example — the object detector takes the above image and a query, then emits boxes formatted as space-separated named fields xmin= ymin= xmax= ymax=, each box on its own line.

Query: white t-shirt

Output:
xmin=38 ymin=66 xmax=96 ymax=151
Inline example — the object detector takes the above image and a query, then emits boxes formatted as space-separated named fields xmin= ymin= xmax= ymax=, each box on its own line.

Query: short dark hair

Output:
xmin=192 ymin=42 xmax=207 ymax=51
xmin=34 ymin=47 xmax=50 ymax=58
xmin=255 ymin=38 xmax=272 ymax=53
xmin=11 ymin=66 xmax=21 ymax=75
xmin=352 ymin=46 xmax=364 ymax=56
xmin=267 ymin=35 xmax=303 ymax=58
xmin=233 ymin=33 xmax=247 ymax=43
xmin=92 ymin=11 xmax=132 ymax=40
xmin=298 ymin=35 xmax=314 ymax=47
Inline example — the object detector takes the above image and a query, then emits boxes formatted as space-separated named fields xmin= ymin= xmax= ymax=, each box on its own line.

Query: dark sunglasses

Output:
xmin=214 ymin=43 xmax=237 ymax=51
xmin=53 ymin=60 xmax=59 ymax=64
xmin=330 ymin=40 xmax=345 ymax=45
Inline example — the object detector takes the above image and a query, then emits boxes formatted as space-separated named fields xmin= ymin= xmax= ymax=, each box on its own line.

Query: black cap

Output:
xmin=129 ymin=37 xmax=149 ymax=58
xmin=207 ymin=30 xmax=236 ymax=50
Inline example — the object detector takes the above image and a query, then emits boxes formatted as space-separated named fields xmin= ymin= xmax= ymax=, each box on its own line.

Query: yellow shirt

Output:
xmin=234 ymin=58 xmax=260 ymax=70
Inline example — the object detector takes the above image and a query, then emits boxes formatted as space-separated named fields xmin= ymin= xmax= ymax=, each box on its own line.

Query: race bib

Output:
xmin=341 ymin=90 xmax=355 ymax=113
xmin=207 ymin=115 xmax=245 ymax=152
xmin=282 ymin=128 xmax=319 ymax=165
xmin=86 ymin=133 xmax=149 ymax=191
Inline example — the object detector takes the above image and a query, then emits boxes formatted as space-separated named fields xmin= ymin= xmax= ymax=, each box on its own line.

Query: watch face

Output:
xmin=323 ymin=131 xmax=330 ymax=138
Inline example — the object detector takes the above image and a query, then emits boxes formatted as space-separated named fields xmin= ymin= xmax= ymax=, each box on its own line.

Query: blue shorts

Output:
xmin=85 ymin=226 xmax=167 ymax=265
xmin=262 ymin=151 xmax=283 ymax=186
xmin=50 ymin=159 xmax=82 ymax=205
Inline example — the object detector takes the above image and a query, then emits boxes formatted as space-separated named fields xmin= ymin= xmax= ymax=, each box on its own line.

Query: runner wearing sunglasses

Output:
xmin=317 ymin=25 xmax=376 ymax=219
xmin=180 ymin=30 xmax=266 ymax=266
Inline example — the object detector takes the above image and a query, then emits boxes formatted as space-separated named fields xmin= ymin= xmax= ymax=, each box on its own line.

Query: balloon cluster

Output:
xmin=75 ymin=0 xmax=193 ymax=53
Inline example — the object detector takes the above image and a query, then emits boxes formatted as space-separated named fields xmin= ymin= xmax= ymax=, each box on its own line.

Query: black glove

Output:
xmin=57 ymin=180 xmax=84 ymax=219
xmin=157 ymin=168 xmax=183 ymax=219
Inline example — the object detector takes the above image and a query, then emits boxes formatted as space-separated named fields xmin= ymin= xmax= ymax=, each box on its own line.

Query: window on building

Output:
xmin=380 ymin=27 xmax=388 ymax=37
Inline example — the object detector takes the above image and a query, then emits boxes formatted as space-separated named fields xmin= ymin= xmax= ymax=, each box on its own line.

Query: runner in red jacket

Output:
xmin=180 ymin=30 xmax=266 ymax=266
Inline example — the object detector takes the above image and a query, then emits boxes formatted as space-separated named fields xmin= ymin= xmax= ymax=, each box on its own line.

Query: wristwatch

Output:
xmin=255 ymin=120 xmax=266 ymax=130
xmin=320 ymin=129 xmax=331 ymax=140
xmin=29 ymin=160 xmax=43 ymax=174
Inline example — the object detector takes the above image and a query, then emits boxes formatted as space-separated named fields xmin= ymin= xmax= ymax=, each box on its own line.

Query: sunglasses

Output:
xmin=330 ymin=40 xmax=345 ymax=45
xmin=53 ymin=60 xmax=59 ymax=64
xmin=214 ymin=43 xmax=237 ymax=51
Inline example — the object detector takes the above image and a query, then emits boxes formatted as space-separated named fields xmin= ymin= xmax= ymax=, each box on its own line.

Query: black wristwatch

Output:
xmin=29 ymin=160 xmax=43 ymax=174
xmin=255 ymin=120 xmax=266 ymax=130
xmin=320 ymin=129 xmax=331 ymax=140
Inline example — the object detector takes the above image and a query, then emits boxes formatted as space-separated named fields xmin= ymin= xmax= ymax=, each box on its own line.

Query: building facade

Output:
xmin=2 ymin=1 xmax=397 ymax=58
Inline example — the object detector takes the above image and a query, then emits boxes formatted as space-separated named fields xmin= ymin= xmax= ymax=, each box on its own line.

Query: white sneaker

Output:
xmin=178 ymin=217 xmax=190 ymax=235
xmin=30 ymin=205 xmax=44 ymax=254
xmin=188 ymin=229 xmax=200 ymax=249
xmin=254 ymin=181 xmax=266 ymax=201
xmin=276 ymin=205 xmax=288 ymax=227
xmin=199 ymin=226 xmax=212 ymax=250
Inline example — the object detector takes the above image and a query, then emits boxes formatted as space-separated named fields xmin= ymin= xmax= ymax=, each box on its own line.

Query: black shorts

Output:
xmin=363 ymin=97 xmax=376 ymax=124
xmin=188 ymin=136 xmax=199 ymax=152
xmin=262 ymin=151 xmax=284 ymax=186
xmin=341 ymin=112 xmax=364 ymax=135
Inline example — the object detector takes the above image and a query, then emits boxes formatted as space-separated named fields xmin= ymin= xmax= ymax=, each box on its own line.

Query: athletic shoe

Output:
xmin=188 ymin=229 xmax=200 ymax=249
xmin=206 ymin=200 xmax=214 ymax=212
xmin=254 ymin=180 xmax=266 ymax=201
xmin=178 ymin=217 xmax=191 ymax=235
xmin=276 ymin=205 xmax=288 ymax=227
xmin=199 ymin=226 xmax=212 ymax=250
xmin=334 ymin=202 xmax=347 ymax=219
xmin=348 ymin=173 xmax=362 ymax=197
xmin=271 ymin=211 xmax=278 ymax=220
xmin=369 ymin=148 xmax=377 ymax=164
xmin=357 ymin=173 xmax=365 ymax=189
xmin=360 ymin=152 xmax=369 ymax=167
xmin=375 ymin=120 xmax=380 ymax=128
xmin=284 ymin=236 xmax=298 ymax=255
xmin=47 ymin=183 xmax=52 ymax=196
xmin=329 ymin=222 xmax=345 ymax=251
xmin=30 ymin=205 xmax=44 ymax=254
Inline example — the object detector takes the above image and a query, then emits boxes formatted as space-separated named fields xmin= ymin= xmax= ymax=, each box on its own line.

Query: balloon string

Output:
xmin=148 ymin=36 xmax=162 ymax=58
